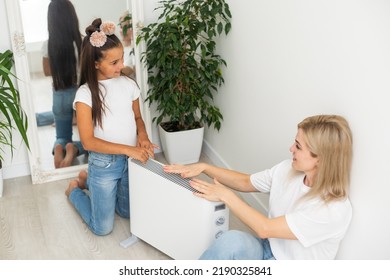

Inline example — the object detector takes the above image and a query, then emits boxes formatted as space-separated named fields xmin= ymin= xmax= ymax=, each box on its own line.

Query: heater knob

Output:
xmin=215 ymin=216 xmax=225 ymax=226
xmin=215 ymin=230 xmax=224 ymax=239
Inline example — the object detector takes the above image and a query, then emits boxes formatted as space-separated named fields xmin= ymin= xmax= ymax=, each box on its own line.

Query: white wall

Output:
xmin=205 ymin=0 xmax=390 ymax=259
xmin=2 ymin=0 xmax=390 ymax=259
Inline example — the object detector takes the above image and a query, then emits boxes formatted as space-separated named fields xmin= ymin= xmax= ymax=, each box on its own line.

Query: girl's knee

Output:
xmin=90 ymin=218 xmax=115 ymax=236
xmin=91 ymin=224 xmax=113 ymax=236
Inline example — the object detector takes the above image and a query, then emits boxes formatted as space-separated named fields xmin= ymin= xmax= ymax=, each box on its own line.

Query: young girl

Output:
xmin=65 ymin=18 xmax=156 ymax=236
xmin=43 ymin=0 xmax=84 ymax=168
xmin=164 ymin=115 xmax=353 ymax=259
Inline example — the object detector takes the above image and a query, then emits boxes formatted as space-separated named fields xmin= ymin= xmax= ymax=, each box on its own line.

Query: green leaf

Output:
xmin=0 ymin=50 xmax=30 ymax=161
xmin=136 ymin=0 xmax=231 ymax=131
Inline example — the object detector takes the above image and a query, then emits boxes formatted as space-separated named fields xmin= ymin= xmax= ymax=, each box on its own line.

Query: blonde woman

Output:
xmin=163 ymin=115 xmax=353 ymax=259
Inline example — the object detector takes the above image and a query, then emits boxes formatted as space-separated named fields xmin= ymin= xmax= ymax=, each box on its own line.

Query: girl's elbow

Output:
xmin=80 ymin=139 xmax=92 ymax=151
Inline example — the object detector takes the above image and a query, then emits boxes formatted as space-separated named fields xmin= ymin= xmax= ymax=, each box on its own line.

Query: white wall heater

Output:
xmin=128 ymin=158 xmax=229 ymax=260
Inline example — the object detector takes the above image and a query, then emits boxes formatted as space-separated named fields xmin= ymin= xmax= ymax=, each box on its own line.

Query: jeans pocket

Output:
xmin=89 ymin=153 xmax=113 ymax=169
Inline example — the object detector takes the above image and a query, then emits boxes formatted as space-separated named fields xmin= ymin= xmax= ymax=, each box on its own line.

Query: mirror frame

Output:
xmin=5 ymin=0 xmax=152 ymax=184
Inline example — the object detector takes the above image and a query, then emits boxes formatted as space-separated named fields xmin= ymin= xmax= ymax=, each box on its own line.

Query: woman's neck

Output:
xmin=304 ymin=175 xmax=314 ymax=187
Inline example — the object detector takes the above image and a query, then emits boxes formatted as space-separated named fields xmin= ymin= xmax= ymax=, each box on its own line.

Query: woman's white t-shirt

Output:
xmin=250 ymin=159 xmax=352 ymax=260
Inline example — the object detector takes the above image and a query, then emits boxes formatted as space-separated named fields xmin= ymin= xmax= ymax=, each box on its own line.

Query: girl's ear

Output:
xmin=95 ymin=61 xmax=99 ymax=70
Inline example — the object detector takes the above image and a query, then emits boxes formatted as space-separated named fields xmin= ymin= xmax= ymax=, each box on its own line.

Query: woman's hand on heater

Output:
xmin=189 ymin=178 xmax=233 ymax=203
xmin=163 ymin=162 xmax=206 ymax=178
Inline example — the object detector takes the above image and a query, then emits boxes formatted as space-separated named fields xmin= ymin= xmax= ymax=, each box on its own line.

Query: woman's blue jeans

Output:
xmin=52 ymin=86 xmax=84 ymax=155
xmin=199 ymin=230 xmax=275 ymax=260
xmin=68 ymin=152 xmax=130 ymax=235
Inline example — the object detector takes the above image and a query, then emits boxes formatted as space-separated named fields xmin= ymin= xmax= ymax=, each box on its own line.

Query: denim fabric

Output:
xmin=36 ymin=111 xmax=54 ymax=126
xmin=261 ymin=238 xmax=275 ymax=260
xmin=199 ymin=230 xmax=275 ymax=260
xmin=68 ymin=152 xmax=129 ymax=235
xmin=52 ymin=86 xmax=85 ymax=155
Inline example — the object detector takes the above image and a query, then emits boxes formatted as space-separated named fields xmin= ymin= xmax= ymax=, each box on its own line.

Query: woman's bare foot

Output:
xmin=65 ymin=180 xmax=79 ymax=197
xmin=60 ymin=143 xmax=79 ymax=168
xmin=78 ymin=170 xmax=88 ymax=189
xmin=54 ymin=144 xmax=64 ymax=168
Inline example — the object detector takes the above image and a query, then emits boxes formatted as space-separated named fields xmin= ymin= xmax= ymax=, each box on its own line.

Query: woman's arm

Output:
xmin=75 ymin=102 xmax=152 ymax=163
xmin=190 ymin=178 xmax=297 ymax=240
xmin=164 ymin=162 xmax=256 ymax=192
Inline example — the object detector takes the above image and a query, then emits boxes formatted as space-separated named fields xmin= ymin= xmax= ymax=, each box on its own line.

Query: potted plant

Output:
xmin=137 ymin=0 xmax=232 ymax=164
xmin=119 ymin=11 xmax=132 ymax=36
xmin=0 ymin=49 xmax=29 ymax=197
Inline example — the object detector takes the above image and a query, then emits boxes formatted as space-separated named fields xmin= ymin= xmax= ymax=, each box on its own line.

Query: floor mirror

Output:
xmin=5 ymin=0 xmax=152 ymax=184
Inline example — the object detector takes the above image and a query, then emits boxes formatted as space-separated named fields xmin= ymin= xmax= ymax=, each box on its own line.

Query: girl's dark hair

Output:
xmin=47 ymin=0 xmax=82 ymax=90
xmin=79 ymin=18 xmax=122 ymax=128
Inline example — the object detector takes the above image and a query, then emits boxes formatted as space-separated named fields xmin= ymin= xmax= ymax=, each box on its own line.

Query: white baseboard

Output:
xmin=202 ymin=140 xmax=269 ymax=215
xmin=2 ymin=162 xmax=31 ymax=180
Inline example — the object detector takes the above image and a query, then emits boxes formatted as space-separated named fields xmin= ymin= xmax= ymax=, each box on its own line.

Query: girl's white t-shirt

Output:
xmin=73 ymin=76 xmax=140 ymax=146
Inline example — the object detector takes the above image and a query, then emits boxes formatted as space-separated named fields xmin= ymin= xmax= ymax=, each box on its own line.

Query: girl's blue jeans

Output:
xmin=52 ymin=86 xmax=84 ymax=155
xmin=199 ymin=230 xmax=275 ymax=260
xmin=68 ymin=152 xmax=130 ymax=235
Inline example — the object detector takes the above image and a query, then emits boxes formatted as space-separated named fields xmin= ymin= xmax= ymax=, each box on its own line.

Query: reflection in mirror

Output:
xmin=6 ymin=0 xmax=151 ymax=183
xmin=25 ymin=0 xmax=86 ymax=171
xmin=119 ymin=10 xmax=136 ymax=80
xmin=20 ymin=0 xmax=127 ymax=170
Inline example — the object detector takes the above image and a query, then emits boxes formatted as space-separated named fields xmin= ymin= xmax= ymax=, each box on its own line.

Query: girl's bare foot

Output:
xmin=78 ymin=170 xmax=88 ymax=189
xmin=65 ymin=180 xmax=79 ymax=197
xmin=60 ymin=143 xmax=79 ymax=168
xmin=54 ymin=144 xmax=64 ymax=168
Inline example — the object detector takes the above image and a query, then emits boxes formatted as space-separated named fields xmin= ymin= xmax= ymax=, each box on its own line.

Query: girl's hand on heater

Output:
xmin=189 ymin=178 xmax=232 ymax=203
xmin=137 ymin=136 xmax=159 ymax=158
xmin=163 ymin=163 xmax=206 ymax=178
xmin=130 ymin=147 xmax=154 ymax=164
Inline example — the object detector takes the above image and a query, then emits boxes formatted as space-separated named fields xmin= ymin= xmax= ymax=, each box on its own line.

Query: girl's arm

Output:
xmin=42 ymin=57 xmax=51 ymax=76
xmin=75 ymin=102 xmax=152 ymax=163
xmin=132 ymin=98 xmax=158 ymax=155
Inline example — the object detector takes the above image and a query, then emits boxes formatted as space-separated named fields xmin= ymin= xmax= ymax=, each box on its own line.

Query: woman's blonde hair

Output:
xmin=298 ymin=115 xmax=353 ymax=202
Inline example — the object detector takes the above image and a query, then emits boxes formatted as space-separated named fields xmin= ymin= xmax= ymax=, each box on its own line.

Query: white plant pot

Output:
xmin=158 ymin=124 xmax=204 ymax=164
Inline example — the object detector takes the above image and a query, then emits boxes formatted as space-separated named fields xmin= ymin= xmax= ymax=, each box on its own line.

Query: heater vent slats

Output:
xmin=131 ymin=159 xmax=198 ymax=193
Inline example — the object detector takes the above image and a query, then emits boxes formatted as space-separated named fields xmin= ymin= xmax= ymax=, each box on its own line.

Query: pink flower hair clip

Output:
xmin=89 ymin=21 xmax=116 ymax=47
